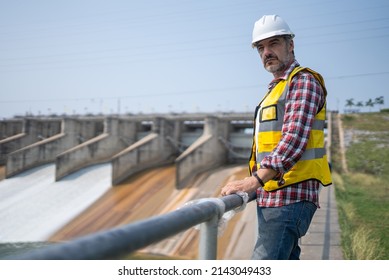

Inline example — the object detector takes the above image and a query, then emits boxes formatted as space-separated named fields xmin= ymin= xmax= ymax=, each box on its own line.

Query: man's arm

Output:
xmin=260 ymin=72 xmax=325 ymax=174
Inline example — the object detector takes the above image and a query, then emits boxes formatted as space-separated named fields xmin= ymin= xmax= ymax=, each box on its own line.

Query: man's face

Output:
xmin=256 ymin=36 xmax=294 ymax=76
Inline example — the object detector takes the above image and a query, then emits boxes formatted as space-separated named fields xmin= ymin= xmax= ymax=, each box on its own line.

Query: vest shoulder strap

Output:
xmin=288 ymin=67 xmax=327 ymax=98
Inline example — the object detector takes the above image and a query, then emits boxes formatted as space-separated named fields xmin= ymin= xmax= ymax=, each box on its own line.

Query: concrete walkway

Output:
xmin=300 ymin=184 xmax=343 ymax=260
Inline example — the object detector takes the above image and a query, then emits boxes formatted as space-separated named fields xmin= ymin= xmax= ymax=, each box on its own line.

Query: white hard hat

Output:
xmin=252 ymin=15 xmax=295 ymax=47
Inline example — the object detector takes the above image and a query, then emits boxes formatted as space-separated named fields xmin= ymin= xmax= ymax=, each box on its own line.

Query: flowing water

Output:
xmin=0 ymin=163 xmax=112 ymax=243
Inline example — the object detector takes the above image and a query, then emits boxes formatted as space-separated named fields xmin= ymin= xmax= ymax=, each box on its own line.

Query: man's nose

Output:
xmin=261 ymin=46 xmax=273 ymax=59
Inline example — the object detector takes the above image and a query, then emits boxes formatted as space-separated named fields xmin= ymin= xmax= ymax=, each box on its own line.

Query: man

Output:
xmin=220 ymin=15 xmax=332 ymax=260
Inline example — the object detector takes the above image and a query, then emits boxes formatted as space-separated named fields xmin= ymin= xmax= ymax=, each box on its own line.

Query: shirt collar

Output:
xmin=268 ymin=59 xmax=300 ymax=90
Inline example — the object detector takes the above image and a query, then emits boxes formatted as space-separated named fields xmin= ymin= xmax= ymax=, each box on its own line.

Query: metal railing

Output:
xmin=7 ymin=191 xmax=257 ymax=260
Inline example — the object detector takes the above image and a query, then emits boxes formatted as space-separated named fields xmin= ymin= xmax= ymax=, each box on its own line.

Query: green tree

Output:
xmin=375 ymin=96 xmax=384 ymax=110
xmin=356 ymin=101 xmax=364 ymax=112
xmin=365 ymin=99 xmax=375 ymax=112
xmin=345 ymin=98 xmax=355 ymax=113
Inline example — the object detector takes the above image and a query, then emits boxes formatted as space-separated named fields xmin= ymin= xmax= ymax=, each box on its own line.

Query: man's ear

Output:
xmin=289 ymin=39 xmax=294 ymax=53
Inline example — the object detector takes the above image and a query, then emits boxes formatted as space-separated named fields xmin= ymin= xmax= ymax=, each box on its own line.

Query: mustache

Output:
xmin=264 ymin=55 xmax=278 ymax=64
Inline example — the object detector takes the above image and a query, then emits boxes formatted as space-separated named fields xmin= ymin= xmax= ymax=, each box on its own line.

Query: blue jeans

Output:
xmin=251 ymin=201 xmax=317 ymax=260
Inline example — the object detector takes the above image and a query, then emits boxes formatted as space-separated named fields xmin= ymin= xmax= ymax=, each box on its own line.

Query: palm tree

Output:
xmin=365 ymin=98 xmax=375 ymax=112
xmin=345 ymin=98 xmax=355 ymax=113
xmin=356 ymin=101 xmax=364 ymax=112
xmin=374 ymin=96 xmax=384 ymax=110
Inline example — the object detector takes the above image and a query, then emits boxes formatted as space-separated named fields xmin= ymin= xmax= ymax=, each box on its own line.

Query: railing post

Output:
xmin=198 ymin=198 xmax=226 ymax=260
xmin=199 ymin=214 xmax=219 ymax=259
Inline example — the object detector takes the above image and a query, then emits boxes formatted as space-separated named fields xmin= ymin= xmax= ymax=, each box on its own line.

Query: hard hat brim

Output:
xmin=251 ymin=31 xmax=295 ymax=47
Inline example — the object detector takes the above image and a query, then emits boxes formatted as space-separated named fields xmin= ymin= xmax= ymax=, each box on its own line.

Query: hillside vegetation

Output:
xmin=333 ymin=111 xmax=389 ymax=259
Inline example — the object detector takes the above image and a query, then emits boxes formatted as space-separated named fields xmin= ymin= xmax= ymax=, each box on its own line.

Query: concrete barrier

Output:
xmin=5 ymin=118 xmax=103 ymax=178
xmin=6 ymin=132 xmax=66 ymax=178
xmin=2 ymin=113 xmax=255 ymax=185
xmin=0 ymin=119 xmax=23 ymax=140
xmin=111 ymin=118 xmax=176 ymax=185
xmin=0 ymin=119 xmax=62 ymax=164
xmin=55 ymin=118 xmax=136 ymax=180
xmin=175 ymin=116 xmax=228 ymax=189
xmin=0 ymin=133 xmax=27 ymax=164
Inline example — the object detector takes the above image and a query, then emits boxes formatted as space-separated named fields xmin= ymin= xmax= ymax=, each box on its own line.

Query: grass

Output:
xmin=342 ymin=111 xmax=389 ymax=132
xmin=333 ymin=173 xmax=388 ymax=259
xmin=333 ymin=111 xmax=389 ymax=259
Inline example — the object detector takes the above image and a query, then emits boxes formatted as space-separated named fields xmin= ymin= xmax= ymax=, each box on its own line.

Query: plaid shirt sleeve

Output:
xmin=260 ymin=71 xmax=325 ymax=173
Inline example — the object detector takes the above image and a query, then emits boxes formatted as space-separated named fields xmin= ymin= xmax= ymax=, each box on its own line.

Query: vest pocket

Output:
xmin=257 ymin=131 xmax=282 ymax=152
xmin=260 ymin=105 xmax=277 ymax=122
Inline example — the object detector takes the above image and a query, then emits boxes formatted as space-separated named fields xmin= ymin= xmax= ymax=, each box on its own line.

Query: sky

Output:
xmin=0 ymin=0 xmax=388 ymax=119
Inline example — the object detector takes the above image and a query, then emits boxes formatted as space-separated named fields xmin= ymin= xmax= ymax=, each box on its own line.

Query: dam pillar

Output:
xmin=55 ymin=117 xmax=137 ymax=180
xmin=111 ymin=117 xmax=177 ymax=185
xmin=5 ymin=118 xmax=100 ymax=178
xmin=0 ymin=118 xmax=62 ymax=164
xmin=175 ymin=116 xmax=229 ymax=189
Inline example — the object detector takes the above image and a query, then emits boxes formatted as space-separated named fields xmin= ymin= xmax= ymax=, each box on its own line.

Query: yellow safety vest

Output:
xmin=249 ymin=66 xmax=332 ymax=191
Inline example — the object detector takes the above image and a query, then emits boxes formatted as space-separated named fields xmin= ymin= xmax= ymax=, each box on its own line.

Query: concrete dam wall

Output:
xmin=0 ymin=113 xmax=253 ymax=188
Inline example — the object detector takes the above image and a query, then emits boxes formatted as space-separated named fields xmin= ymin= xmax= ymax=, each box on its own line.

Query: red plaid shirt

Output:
xmin=256 ymin=60 xmax=325 ymax=208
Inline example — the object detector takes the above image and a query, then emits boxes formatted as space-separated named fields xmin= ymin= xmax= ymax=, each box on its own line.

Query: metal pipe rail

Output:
xmin=7 ymin=191 xmax=257 ymax=260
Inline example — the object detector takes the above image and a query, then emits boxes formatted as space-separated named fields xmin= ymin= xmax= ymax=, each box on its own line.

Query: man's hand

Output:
xmin=220 ymin=176 xmax=259 ymax=196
